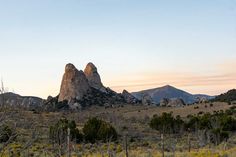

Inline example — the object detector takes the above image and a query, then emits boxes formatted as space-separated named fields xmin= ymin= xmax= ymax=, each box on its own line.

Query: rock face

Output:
xmin=160 ymin=98 xmax=185 ymax=107
xmin=84 ymin=62 xmax=104 ymax=91
xmin=122 ymin=90 xmax=138 ymax=104
xmin=58 ymin=63 xmax=90 ymax=103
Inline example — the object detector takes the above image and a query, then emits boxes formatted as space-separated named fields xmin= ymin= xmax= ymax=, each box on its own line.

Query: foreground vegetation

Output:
xmin=0 ymin=102 xmax=235 ymax=156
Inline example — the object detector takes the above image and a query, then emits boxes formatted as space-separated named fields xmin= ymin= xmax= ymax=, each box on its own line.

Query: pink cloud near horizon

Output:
xmin=105 ymin=61 xmax=236 ymax=95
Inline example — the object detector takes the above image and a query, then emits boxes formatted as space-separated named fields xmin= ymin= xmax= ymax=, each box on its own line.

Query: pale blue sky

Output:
xmin=0 ymin=0 xmax=236 ymax=98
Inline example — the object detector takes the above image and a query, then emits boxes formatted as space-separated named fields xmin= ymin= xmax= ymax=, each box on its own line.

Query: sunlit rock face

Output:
xmin=58 ymin=63 xmax=90 ymax=103
xmin=84 ymin=62 xmax=105 ymax=91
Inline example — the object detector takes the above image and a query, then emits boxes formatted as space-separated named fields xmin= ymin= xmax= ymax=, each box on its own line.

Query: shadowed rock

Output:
xmin=84 ymin=62 xmax=104 ymax=91
xmin=122 ymin=90 xmax=139 ymax=104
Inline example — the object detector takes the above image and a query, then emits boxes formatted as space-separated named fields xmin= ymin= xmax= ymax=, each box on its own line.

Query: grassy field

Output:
xmin=0 ymin=102 xmax=235 ymax=156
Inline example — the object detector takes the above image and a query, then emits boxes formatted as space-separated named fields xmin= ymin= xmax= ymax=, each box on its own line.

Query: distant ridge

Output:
xmin=132 ymin=85 xmax=214 ymax=104
xmin=213 ymin=89 xmax=236 ymax=102
xmin=0 ymin=92 xmax=43 ymax=108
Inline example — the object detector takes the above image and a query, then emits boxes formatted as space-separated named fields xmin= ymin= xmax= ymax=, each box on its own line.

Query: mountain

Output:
xmin=0 ymin=92 xmax=43 ymax=108
xmin=132 ymin=85 xmax=213 ymax=104
xmin=213 ymin=89 xmax=236 ymax=103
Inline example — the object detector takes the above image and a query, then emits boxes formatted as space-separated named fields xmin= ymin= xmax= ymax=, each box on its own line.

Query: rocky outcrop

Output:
xmin=142 ymin=94 xmax=154 ymax=106
xmin=58 ymin=63 xmax=90 ymax=103
xmin=57 ymin=63 xmax=128 ymax=108
xmin=122 ymin=90 xmax=138 ymax=104
xmin=160 ymin=98 xmax=185 ymax=107
xmin=77 ymin=87 xmax=125 ymax=107
xmin=160 ymin=98 xmax=169 ymax=107
xmin=84 ymin=62 xmax=105 ymax=92
xmin=56 ymin=62 xmax=145 ymax=109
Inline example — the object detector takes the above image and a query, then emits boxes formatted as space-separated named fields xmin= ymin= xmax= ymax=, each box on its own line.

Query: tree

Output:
xmin=150 ymin=112 xmax=184 ymax=134
xmin=83 ymin=117 xmax=117 ymax=143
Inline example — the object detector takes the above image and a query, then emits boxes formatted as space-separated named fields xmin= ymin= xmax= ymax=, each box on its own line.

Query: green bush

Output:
xmin=151 ymin=110 xmax=236 ymax=145
xmin=49 ymin=118 xmax=83 ymax=144
xmin=149 ymin=112 xmax=184 ymax=134
xmin=83 ymin=117 xmax=117 ymax=143
xmin=0 ymin=125 xmax=14 ymax=143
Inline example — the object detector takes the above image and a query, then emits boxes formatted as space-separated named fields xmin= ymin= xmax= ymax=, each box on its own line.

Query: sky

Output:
xmin=0 ymin=0 xmax=236 ymax=98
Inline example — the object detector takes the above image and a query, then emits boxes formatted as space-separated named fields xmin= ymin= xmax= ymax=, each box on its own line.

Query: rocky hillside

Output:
xmin=0 ymin=92 xmax=43 ymax=108
xmin=132 ymin=85 xmax=213 ymax=104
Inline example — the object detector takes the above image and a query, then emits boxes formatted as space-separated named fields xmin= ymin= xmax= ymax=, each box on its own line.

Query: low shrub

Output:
xmin=83 ymin=117 xmax=117 ymax=143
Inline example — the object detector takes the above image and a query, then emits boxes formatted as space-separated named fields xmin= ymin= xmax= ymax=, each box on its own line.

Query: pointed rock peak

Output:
xmin=122 ymin=90 xmax=133 ymax=96
xmin=65 ymin=63 xmax=77 ymax=72
xmin=163 ymin=85 xmax=172 ymax=88
xmin=58 ymin=63 xmax=90 ymax=103
xmin=84 ymin=62 xmax=97 ymax=74
xmin=162 ymin=85 xmax=175 ymax=89
xmin=84 ymin=62 xmax=104 ymax=90
xmin=122 ymin=89 xmax=129 ymax=94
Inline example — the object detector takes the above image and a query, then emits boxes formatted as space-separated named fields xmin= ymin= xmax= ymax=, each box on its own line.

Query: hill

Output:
xmin=213 ymin=89 xmax=236 ymax=103
xmin=132 ymin=85 xmax=213 ymax=104
xmin=0 ymin=92 xmax=43 ymax=108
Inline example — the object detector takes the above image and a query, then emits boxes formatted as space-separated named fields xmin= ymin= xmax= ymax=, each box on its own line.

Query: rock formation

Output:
xmin=160 ymin=98 xmax=185 ymax=107
xmin=57 ymin=62 xmax=139 ymax=108
xmin=122 ymin=90 xmax=138 ymax=104
xmin=58 ymin=63 xmax=90 ymax=103
xmin=142 ymin=94 xmax=154 ymax=106
xmin=84 ymin=62 xmax=105 ymax=91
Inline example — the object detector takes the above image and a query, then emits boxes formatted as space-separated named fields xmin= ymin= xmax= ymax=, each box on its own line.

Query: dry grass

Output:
xmin=0 ymin=102 xmax=235 ymax=156
xmin=78 ymin=102 xmax=231 ymax=119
